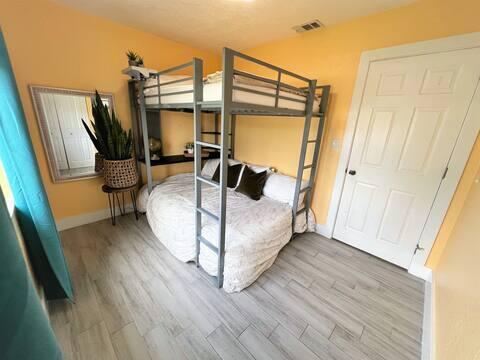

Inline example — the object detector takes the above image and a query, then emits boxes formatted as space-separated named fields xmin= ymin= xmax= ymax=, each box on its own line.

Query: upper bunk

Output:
xmin=129 ymin=48 xmax=330 ymax=118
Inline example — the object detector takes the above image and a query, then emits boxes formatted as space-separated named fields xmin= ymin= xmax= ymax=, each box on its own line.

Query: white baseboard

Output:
xmin=56 ymin=204 xmax=134 ymax=231
xmin=315 ymin=223 xmax=332 ymax=238
xmin=408 ymin=263 xmax=433 ymax=281
xmin=422 ymin=271 xmax=435 ymax=360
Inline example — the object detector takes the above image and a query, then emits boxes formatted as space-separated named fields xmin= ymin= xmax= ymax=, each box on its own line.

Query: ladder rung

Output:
xmin=303 ymin=164 xmax=313 ymax=170
xmin=196 ymin=207 xmax=219 ymax=221
xmin=197 ymin=235 xmax=219 ymax=254
xmin=299 ymin=186 xmax=311 ymax=194
xmin=196 ymin=175 xmax=220 ymax=188
xmin=307 ymin=139 xmax=316 ymax=143
xmin=296 ymin=207 xmax=307 ymax=215
xmin=196 ymin=141 xmax=221 ymax=149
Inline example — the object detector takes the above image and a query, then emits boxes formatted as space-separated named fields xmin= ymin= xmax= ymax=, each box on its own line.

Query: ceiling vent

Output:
xmin=293 ymin=20 xmax=323 ymax=33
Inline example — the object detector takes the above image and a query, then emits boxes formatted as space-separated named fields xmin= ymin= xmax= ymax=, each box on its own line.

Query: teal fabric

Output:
xmin=0 ymin=29 xmax=73 ymax=300
xmin=0 ymin=189 xmax=62 ymax=360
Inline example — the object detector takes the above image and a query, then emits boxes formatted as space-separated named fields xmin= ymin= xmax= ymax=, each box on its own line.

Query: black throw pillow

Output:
xmin=212 ymin=163 xmax=244 ymax=188
xmin=235 ymin=166 xmax=267 ymax=201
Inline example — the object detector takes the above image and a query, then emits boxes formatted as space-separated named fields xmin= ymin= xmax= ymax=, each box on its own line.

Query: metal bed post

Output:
xmin=292 ymin=79 xmax=317 ymax=232
xmin=216 ymin=48 xmax=234 ymax=288
xmin=193 ymin=58 xmax=204 ymax=268
xmin=214 ymin=113 xmax=219 ymax=145
xmin=230 ymin=114 xmax=236 ymax=158
xmin=128 ymin=81 xmax=143 ymax=184
xmin=138 ymin=80 xmax=153 ymax=193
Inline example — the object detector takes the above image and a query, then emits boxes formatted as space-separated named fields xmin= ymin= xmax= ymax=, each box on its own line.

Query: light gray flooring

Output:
xmin=49 ymin=214 xmax=425 ymax=360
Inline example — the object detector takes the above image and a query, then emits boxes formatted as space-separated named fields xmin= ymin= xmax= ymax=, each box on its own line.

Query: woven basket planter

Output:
xmin=94 ymin=153 xmax=104 ymax=172
xmin=103 ymin=158 xmax=138 ymax=188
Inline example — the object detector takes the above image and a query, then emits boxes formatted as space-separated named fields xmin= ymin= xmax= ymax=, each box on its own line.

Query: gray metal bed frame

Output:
xmin=130 ymin=48 xmax=330 ymax=288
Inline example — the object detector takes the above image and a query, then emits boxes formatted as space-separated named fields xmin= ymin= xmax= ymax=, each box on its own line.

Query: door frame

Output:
xmin=320 ymin=32 xmax=480 ymax=279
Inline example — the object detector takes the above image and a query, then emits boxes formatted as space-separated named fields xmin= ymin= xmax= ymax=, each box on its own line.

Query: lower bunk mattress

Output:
xmin=142 ymin=173 xmax=314 ymax=292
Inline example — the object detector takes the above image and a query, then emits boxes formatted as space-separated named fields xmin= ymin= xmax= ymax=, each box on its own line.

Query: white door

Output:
xmin=40 ymin=93 xmax=69 ymax=170
xmin=333 ymin=48 xmax=480 ymax=268
xmin=54 ymin=94 xmax=95 ymax=169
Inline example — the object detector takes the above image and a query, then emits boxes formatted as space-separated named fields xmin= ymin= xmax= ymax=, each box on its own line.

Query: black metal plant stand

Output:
xmin=102 ymin=184 xmax=139 ymax=225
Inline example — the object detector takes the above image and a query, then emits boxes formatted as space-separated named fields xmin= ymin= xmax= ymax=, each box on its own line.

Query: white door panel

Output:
xmin=40 ymin=93 xmax=69 ymax=170
xmin=334 ymin=48 xmax=480 ymax=268
xmin=54 ymin=94 xmax=94 ymax=169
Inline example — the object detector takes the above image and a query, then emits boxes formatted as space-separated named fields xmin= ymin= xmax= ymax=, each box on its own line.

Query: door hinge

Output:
xmin=414 ymin=243 xmax=424 ymax=255
xmin=441 ymin=167 xmax=449 ymax=180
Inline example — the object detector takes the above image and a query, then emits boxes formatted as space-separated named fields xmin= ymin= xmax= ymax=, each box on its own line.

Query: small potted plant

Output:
xmin=82 ymin=91 xmax=138 ymax=188
xmin=185 ymin=142 xmax=194 ymax=154
xmin=126 ymin=50 xmax=139 ymax=66
xmin=137 ymin=56 xmax=144 ymax=67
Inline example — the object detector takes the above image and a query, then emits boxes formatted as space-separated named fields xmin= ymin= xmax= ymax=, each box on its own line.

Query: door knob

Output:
xmin=348 ymin=170 xmax=356 ymax=175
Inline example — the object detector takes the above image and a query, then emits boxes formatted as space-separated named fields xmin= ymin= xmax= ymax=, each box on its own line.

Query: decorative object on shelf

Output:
xmin=149 ymin=137 xmax=162 ymax=159
xmin=137 ymin=56 xmax=144 ymax=67
xmin=185 ymin=141 xmax=194 ymax=154
xmin=94 ymin=152 xmax=104 ymax=172
xmin=126 ymin=50 xmax=139 ymax=66
xmin=102 ymin=184 xmax=139 ymax=226
xmin=184 ymin=150 xmax=209 ymax=158
xmin=82 ymin=91 xmax=138 ymax=188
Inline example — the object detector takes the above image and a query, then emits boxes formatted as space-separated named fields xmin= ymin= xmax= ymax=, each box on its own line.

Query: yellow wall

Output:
xmin=434 ymin=169 xmax=480 ymax=359
xmin=0 ymin=0 xmax=219 ymax=220
xmin=238 ymin=0 xmax=480 ymax=267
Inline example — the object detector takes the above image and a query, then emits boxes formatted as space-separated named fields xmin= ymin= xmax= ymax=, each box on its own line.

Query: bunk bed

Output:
xmin=127 ymin=48 xmax=330 ymax=291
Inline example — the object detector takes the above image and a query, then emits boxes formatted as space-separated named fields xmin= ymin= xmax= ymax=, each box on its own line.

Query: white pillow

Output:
xmin=263 ymin=173 xmax=308 ymax=208
xmin=201 ymin=158 xmax=242 ymax=178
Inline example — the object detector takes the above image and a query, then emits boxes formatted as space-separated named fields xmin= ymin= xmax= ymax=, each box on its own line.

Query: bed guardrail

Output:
xmin=139 ymin=48 xmax=325 ymax=117
xmin=226 ymin=48 xmax=316 ymax=113
xmin=143 ymin=60 xmax=198 ymax=107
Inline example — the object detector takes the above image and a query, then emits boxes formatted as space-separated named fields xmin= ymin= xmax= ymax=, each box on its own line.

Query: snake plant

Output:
xmin=82 ymin=91 xmax=133 ymax=160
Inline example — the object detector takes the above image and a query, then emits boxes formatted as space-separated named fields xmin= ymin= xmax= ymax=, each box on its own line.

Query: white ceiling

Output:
xmin=54 ymin=0 xmax=415 ymax=51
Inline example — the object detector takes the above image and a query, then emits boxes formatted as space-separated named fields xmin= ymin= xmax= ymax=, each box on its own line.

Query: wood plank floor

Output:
xmin=49 ymin=214 xmax=425 ymax=360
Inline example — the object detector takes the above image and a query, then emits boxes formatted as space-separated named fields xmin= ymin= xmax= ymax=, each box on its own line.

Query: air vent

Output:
xmin=293 ymin=20 xmax=323 ymax=33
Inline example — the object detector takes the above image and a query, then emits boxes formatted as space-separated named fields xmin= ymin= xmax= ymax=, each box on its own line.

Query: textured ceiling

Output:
xmin=53 ymin=0 xmax=415 ymax=51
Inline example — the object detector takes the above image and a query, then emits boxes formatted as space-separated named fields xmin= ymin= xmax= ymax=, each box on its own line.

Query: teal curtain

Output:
xmin=0 ymin=189 xmax=62 ymax=360
xmin=0 ymin=29 xmax=73 ymax=300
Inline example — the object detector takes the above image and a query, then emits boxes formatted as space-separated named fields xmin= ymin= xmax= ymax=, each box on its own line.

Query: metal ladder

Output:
xmin=200 ymin=113 xmax=236 ymax=158
xmin=292 ymin=84 xmax=330 ymax=232
xmin=193 ymin=53 xmax=233 ymax=288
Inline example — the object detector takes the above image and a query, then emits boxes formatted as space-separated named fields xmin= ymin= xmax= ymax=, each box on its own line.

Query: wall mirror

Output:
xmin=30 ymin=86 xmax=114 ymax=183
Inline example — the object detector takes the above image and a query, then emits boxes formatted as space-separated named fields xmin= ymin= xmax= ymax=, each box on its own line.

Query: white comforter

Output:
xmin=144 ymin=173 xmax=313 ymax=292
